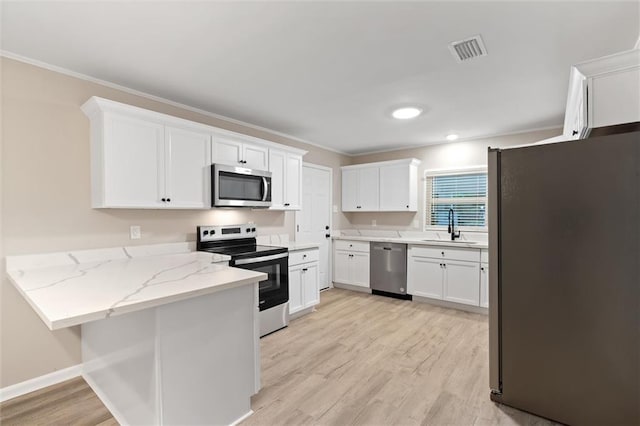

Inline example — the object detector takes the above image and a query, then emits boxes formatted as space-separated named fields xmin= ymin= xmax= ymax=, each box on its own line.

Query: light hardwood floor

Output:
xmin=0 ymin=288 xmax=554 ymax=425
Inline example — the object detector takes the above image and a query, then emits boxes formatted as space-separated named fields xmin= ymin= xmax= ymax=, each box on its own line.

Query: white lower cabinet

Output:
xmin=480 ymin=263 xmax=489 ymax=308
xmin=406 ymin=257 xmax=443 ymax=299
xmin=443 ymin=260 xmax=480 ymax=306
xmin=333 ymin=240 xmax=370 ymax=288
xmin=289 ymin=249 xmax=320 ymax=316
xmin=408 ymin=245 xmax=484 ymax=308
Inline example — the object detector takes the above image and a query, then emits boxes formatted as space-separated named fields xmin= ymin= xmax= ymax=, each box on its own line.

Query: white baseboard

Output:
xmin=230 ymin=410 xmax=254 ymax=426
xmin=0 ymin=364 xmax=82 ymax=403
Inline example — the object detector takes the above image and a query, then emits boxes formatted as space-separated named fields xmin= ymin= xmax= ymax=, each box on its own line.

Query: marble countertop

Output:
xmin=6 ymin=248 xmax=266 ymax=330
xmin=332 ymin=235 xmax=488 ymax=249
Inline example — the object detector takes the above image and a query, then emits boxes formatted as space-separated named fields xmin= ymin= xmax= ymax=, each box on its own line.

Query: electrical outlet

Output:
xmin=130 ymin=225 xmax=141 ymax=240
xmin=372 ymin=220 xmax=377 ymax=227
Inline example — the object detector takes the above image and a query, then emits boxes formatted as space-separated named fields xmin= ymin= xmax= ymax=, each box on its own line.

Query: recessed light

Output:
xmin=446 ymin=134 xmax=459 ymax=141
xmin=392 ymin=107 xmax=422 ymax=120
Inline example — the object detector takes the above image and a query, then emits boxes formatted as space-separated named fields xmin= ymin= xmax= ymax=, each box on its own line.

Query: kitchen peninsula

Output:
xmin=6 ymin=243 xmax=267 ymax=425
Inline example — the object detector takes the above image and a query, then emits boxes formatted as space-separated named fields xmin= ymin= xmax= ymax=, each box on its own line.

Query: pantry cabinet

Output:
xmin=564 ymin=49 xmax=640 ymax=140
xmin=269 ymin=150 xmax=302 ymax=210
xmin=83 ymin=99 xmax=212 ymax=209
xmin=333 ymin=240 xmax=370 ymax=288
xmin=289 ymin=248 xmax=320 ymax=317
xmin=341 ymin=159 xmax=420 ymax=212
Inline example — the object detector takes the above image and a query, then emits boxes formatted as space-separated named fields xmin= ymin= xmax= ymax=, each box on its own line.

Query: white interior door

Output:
xmin=296 ymin=164 xmax=332 ymax=290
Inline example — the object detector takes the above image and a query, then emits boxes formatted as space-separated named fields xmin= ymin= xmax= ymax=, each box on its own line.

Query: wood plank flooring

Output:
xmin=0 ymin=288 xmax=555 ymax=425
xmin=0 ymin=376 xmax=116 ymax=425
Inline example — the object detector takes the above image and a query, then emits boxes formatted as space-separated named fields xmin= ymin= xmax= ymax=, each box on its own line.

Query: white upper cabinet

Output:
xmin=268 ymin=149 xmax=302 ymax=210
xmin=82 ymin=97 xmax=306 ymax=210
xmin=341 ymin=159 xmax=420 ymax=212
xmin=85 ymin=104 xmax=211 ymax=209
xmin=165 ymin=125 xmax=212 ymax=208
xmin=341 ymin=169 xmax=359 ymax=211
xmin=564 ymin=48 xmax=640 ymax=140
xmin=379 ymin=159 xmax=420 ymax=211
xmin=102 ymin=114 xmax=166 ymax=208
xmin=341 ymin=166 xmax=379 ymax=212
xmin=212 ymin=135 xmax=268 ymax=171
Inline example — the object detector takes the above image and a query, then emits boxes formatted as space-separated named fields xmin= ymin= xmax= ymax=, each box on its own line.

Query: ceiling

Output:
xmin=2 ymin=2 xmax=638 ymax=155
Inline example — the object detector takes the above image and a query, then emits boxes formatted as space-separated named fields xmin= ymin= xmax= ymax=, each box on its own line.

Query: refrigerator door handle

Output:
xmin=488 ymin=148 xmax=502 ymax=395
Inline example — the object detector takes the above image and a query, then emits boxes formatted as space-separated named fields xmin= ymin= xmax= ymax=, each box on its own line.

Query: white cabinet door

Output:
xmin=268 ymin=150 xmax=286 ymax=209
xmin=334 ymin=251 xmax=350 ymax=284
xmin=285 ymin=154 xmax=302 ymax=209
xmin=303 ymin=263 xmax=320 ymax=308
xmin=212 ymin=137 xmax=243 ymax=166
xmin=350 ymin=253 xmax=370 ymax=288
xmin=379 ymin=163 xmax=414 ymax=211
xmin=289 ymin=266 xmax=304 ymax=315
xmin=103 ymin=114 xmax=165 ymax=208
xmin=165 ymin=126 xmax=211 ymax=208
xmin=341 ymin=169 xmax=358 ymax=212
xmin=407 ymin=257 xmax=443 ymax=299
xmin=243 ymin=144 xmax=268 ymax=170
xmin=480 ymin=263 xmax=489 ymax=308
xmin=444 ymin=261 xmax=480 ymax=306
xmin=358 ymin=167 xmax=379 ymax=211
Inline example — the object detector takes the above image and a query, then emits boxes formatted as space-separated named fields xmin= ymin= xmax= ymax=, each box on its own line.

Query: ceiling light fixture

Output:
xmin=392 ymin=107 xmax=422 ymax=120
xmin=446 ymin=134 xmax=459 ymax=141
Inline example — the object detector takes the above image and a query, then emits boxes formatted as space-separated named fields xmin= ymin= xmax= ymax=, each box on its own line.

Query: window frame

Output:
xmin=424 ymin=165 xmax=488 ymax=232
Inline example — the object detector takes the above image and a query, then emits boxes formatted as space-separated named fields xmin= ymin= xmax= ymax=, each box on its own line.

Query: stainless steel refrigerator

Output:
xmin=488 ymin=131 xmax=639 ymax=425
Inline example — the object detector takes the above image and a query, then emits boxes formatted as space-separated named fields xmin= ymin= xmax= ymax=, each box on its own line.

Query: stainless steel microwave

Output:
xmin=211 ymin=164 xmax=272 ymax=208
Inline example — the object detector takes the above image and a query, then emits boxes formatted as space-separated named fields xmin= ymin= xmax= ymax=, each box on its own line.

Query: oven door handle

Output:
xmin=261 ymin=177 xmax=269 ymax=202
xmin=234 ymin=252 xmax=288 ymax=265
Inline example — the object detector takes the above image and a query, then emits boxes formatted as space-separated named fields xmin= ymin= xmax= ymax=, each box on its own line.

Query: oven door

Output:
xmin=212 ymin=164 xmax=272 ymax=208
xmin=232 ymin=253 xmax=288 ymax=311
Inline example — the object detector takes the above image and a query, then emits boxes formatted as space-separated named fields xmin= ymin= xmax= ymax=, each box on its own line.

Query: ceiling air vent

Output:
xmin=449 ymin=35 xmax=487 ymax=63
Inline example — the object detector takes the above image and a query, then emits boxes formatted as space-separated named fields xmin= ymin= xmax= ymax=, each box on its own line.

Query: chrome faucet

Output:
xmin=448 ymin=208 xmax=461 ymax=241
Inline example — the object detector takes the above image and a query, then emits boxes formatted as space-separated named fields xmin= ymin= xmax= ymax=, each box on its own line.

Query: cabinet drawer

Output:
xmin=334 ymin=240 xmax=370 ymax=253
xmin=289 ymin=249 xmax=319 ymax=266
xmin=409 ymin=245 xmax=480 ymax=262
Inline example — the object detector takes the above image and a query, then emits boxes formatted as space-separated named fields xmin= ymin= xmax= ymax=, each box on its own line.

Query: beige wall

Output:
xmin=346 ymin=128 xmax=562 ymax=230
xmin=0 ymin=57 xmax=351 ymax=388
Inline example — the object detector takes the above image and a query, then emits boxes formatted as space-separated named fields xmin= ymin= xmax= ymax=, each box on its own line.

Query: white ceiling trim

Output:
xmin=0 ymin=49 xmax=349 ymax=157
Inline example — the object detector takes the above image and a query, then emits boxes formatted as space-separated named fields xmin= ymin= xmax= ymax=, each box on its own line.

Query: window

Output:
xmin=425 ymin=168 xmax=488 ymax=230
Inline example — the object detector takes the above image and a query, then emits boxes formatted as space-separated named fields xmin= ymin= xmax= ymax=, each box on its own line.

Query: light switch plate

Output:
xmin=130 ymin=225 xmax=141 ymax=240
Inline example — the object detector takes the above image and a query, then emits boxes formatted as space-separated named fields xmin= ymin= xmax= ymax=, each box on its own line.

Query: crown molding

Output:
xmin=0 ymin=50 xmax=349 ymax=157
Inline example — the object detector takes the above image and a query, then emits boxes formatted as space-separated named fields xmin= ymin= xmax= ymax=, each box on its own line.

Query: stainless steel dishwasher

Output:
xmin=370 ymin=242 xmax=410 ymax=300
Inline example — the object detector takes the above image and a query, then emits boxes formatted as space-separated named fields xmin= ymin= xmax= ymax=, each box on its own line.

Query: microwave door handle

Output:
xmin=261 ymin=177 xmax=268 ymax=202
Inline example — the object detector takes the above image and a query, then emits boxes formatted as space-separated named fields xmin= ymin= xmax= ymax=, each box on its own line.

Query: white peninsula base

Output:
xmin=83 ymin=283 xmax=260 ymax=425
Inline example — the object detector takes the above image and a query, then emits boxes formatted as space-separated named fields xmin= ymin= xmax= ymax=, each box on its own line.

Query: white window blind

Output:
xmin=425 ymin=172 xmax=487 ymax=229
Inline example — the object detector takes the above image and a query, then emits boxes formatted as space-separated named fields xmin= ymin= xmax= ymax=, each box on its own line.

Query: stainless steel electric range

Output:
xmin=196 ymin=223 xmax=289 ymax=337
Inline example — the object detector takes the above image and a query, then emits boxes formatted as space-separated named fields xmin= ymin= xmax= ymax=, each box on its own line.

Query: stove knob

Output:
xmin=203 ymin=230 xmax=209 ymax=236
xmin=211 ymin=230 xmax=215 ymax=234
xmin=251 ymin=228 xmax=256 ymax=232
